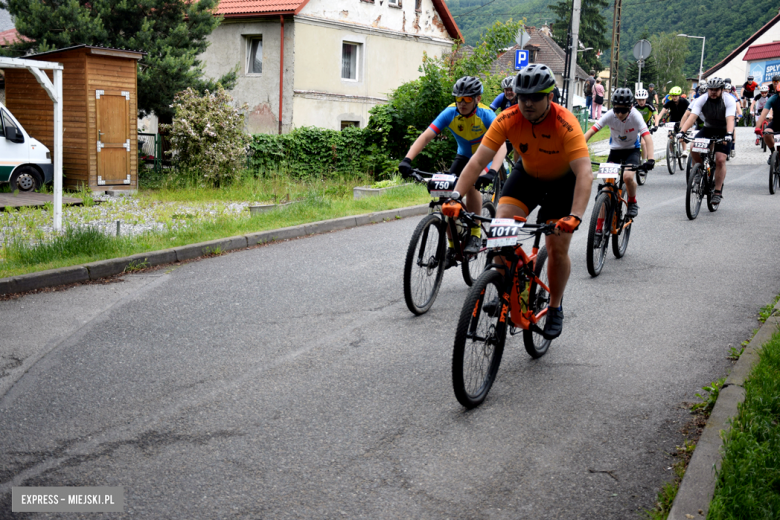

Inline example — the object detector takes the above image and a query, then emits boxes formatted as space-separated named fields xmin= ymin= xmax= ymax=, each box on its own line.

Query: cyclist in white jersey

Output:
xmin=584 ymin=88 xmax=655 ymax=218
xmin=677 ymin=77 xmax=736 ymax=205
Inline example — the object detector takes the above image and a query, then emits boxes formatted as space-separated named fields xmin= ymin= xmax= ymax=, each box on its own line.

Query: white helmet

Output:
xmin=635 ymin=88 xmax=649 ymax=100
xmin=761 ymin=85 xmax=770 ymax=92
xmin=724 ymin=83 xmax=733 ymax=92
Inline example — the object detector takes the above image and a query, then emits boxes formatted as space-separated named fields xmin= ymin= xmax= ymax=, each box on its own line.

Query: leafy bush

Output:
xmin=162 ymin=87 xmax=251 ymax=186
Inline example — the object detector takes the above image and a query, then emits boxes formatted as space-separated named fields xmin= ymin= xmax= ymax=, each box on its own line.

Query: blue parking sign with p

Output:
xmin=515 ymin=50 xmax=529 ymax=70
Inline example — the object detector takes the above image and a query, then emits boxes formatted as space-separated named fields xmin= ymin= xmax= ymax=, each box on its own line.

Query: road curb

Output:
xmin=0 ymin=204 xmax=430 ymax=297
xmin=668 ymin=302 xmax=780 ymax=519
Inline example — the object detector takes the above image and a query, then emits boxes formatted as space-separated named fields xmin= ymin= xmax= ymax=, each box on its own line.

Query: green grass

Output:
xmin=590 ymin=126 xmax=611 ymax=143
xmin=0 ymin=183 xmax=430 ymax=278
xmin=709 ymin=330 xmax=780 ymax=519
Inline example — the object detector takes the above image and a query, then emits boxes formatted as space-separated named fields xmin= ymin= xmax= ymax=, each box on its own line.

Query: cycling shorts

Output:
xmin=448 ymin=155 xmax=470 ymax=176
xmin=498 ymin=161 xmax=576 ymax=223
xmin=694 ymin=128 xmax=730 ymax=155
xmin=606 ymin=148 xmax=642 ymax=167
xmin=765 ymin=120 xmax=780 ymax=133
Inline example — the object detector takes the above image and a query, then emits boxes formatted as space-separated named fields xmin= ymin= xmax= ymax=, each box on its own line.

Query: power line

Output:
xmin=451 ymin=0 xmax=503 ymax=19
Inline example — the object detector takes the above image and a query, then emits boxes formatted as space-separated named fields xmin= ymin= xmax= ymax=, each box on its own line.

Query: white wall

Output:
xmin=707 ymin=22 xmax=780 ymax=85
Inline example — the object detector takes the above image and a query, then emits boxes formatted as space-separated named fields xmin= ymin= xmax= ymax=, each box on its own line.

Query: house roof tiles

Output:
xmin=216 ymin=0 xmax=310 ymax=16
xmin=491 ymin=26 xmax=588 ymax=80
xmin=0 ymin=28 xmax=23 ymax=46
xmin=743 ymin=41 xmax=780 ymax=62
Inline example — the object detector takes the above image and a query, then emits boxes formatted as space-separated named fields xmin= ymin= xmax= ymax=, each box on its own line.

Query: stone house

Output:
xmin=200 ymin=0 xmax=463 ymax=134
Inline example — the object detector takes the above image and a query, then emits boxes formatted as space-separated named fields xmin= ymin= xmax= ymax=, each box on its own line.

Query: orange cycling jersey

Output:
xmin=481 ymin=103 xmax=589 ymax=180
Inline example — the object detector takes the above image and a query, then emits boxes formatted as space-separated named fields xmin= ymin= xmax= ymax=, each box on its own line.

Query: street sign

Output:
xmin=633 ymin=39 xmax=652 ymax=60
xmin=515 ymin=28 xmax=531 ymax=49
xmin=515 ymin=50 xmax=529 ymax=70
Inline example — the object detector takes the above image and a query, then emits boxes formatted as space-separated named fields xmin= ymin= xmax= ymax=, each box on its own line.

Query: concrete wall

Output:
xmin=297 ymin=0 xmax=451 ymax=40
xmin=202 ymin=18 xmax=295 ymax=134
xmin=291 ymin=18 xmax=450 ymax=130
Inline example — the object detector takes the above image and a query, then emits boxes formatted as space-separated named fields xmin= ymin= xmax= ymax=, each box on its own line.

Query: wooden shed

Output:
xmin=3 ymin=45 xmax=144 ymax=190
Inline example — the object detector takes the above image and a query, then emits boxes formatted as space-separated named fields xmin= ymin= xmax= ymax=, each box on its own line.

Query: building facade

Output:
xmin=201 ymin=0 xmax=461 ymax=134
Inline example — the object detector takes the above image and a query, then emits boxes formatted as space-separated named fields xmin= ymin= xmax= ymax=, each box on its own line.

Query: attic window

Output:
xmin=389 ymin=0 xmax=402 ymax=7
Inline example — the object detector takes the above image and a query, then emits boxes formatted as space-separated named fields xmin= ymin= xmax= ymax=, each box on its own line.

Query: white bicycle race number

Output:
xmin=596 ymin=162 xmax=621 ymax=179
xmin=692 ymin=138 xmax=710 ymax=153
xmin=665 ymin=122 xmax=676 ymax=129
xmin=774 ymin=134 xmax=780 ymax=144
xmin=428 ymin=174 xmax=457 ymax=198
xmin=488 ymin=218 xmax=524 ymax=248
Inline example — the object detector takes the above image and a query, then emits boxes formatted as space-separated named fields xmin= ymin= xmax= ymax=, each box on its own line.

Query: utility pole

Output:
xmin=565 ymin=0 xmax=583 ymax=109
xmin=609 ymin=0 xmax=623 ymax=107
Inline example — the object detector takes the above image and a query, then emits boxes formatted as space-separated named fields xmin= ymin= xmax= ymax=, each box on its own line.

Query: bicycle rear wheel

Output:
xmin=770 ymin=151 xmax=779 ymax=194
xmin=586 ymin=192 xmax=611 ymax=276
xmin=462 ymin=201 xmax=495 ymax=286
xmin=523 ymin=246 xmax=551 ymax=359
xmin=666 ymin=140 xmax=677 ymax=175
xmin=403 ymin=214 xmax=446 ymax=315
xmin=452 ymin=269 xmax=507 ymax=408
xmin=611 ymin=204 xmax=632 ymax=258
xmin=686 ymin=164 xmax=704 ymax=220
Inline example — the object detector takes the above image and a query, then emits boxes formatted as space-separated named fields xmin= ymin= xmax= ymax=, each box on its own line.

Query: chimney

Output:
xmin=539 ymin=24 xmax=552 ymax=37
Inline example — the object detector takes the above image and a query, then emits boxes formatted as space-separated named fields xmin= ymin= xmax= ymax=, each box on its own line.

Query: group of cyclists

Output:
xmin=397 ymin=62 xmax=778 ymax=341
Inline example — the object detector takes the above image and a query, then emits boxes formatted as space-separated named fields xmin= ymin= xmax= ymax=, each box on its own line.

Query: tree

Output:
xmin=549 ymin=0 xmax=611 ymax=74
xmin=648 ymin=32 xmax=690 ymax=96
xmin=0 ymin=0 xmax=237 ymax=122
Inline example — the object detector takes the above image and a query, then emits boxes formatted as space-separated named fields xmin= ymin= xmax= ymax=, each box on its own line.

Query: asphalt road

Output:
xmin=2 ymin=128 xmax=779 ymax=519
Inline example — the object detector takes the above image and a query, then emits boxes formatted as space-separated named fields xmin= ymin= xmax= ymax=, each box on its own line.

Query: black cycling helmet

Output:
xmin=724 ymin=78 xmax=732 ymax=83
xmin=706 ymin=77 xmax=725 ymax=89
xmin=773 ymin=75 xmax=780 ymax=82
xmin=452 ymin=76 xmax=483 ymax=97
xmin=648 ymin=83 xmax=655 ymax=89
xmin=501 ymin=76 xmax=514 ymax=89
xmin=513 ymin=64 xmax=556 ymax=94
xmin=611 ymin=87 xmax=634 ymax=106
xmin=748 ymin=75 xmax=755 ymax=81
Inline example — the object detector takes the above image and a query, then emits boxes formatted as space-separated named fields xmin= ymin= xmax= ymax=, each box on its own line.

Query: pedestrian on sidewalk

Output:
xmin=585 ymin=70 xmax=596 ymax=118
xmin=593 ymin=78 xmax=605 ymax=119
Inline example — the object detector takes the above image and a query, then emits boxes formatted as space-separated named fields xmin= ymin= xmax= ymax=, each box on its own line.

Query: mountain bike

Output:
xmin=452 ymin=214 xmax=556 ymax=408
xmin=403 ymin=169 xmax=495 ymax=315
xmin=664 ymin=122 xmax=684 ymax=175
xmin=586 ymin=161 xmax=648 ymax=277
xmin=683 ymin=135 xmax=728 ymax=220
xmin=768 ymin=133 xmax=780 ymax=194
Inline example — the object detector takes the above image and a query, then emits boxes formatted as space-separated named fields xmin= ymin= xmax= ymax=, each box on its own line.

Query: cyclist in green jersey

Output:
xmin=634 ymin=89 xmax=658 ymax=162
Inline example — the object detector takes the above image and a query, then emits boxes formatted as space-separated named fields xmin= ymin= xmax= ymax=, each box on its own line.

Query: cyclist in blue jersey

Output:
xmin=490 ymin=76 xmax=518 ymax=112
xmin=399 ymin=76 xmax=508 ymax=256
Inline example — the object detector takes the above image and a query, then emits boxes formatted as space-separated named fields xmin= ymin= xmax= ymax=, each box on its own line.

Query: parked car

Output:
xmin=0 ymin=100 xmax=52 ymax=192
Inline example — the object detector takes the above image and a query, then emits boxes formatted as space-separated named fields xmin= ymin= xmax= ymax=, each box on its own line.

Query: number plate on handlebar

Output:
xmin=596 ymin=162 xmax=621 ymax=179
xmin=692 ymin=138 xmax=710 ymax=153
xmin=665 ymin=122 xmax=676 ymax=129
xmin=774 ymin=134 xmax=780 ymax=144
xmin=488 ymin=218 xmax=524 ymax=248
xmin=427 ymin=174 xmax=457 ymax=198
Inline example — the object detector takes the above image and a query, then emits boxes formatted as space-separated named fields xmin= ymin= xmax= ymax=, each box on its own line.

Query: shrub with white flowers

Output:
xmin=163 ymin=87 xmax=250 ymax=186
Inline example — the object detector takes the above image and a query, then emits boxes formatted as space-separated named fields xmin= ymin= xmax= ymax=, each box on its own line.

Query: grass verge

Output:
xmin=708 ymin=330 xmax=780 ymax=519
xmin=1 ymin=184 xmax=429 ymax=278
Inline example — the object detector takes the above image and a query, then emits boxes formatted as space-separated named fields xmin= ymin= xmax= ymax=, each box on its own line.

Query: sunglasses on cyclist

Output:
xmin=612 ymin=106 xmax=631 ymax=114
xmin=518 ymin=92 xmax=548 ymax=103
xmin=455 ymin=96 xmax=474 ymax=103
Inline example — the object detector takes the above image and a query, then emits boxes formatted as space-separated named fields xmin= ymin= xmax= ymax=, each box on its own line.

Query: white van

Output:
xmin=0 ymin=100 xmax=52 ymax=192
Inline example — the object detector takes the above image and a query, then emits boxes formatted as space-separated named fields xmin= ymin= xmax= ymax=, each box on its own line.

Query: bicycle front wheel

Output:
xmin=403 ymin=214 xmax=446 ymax=315
xmin=523 ymin=246 xmax=552 ymax=358
xmin=666 ymin=140 xmax=677 ymax=175
xmin=612 ymin=205 xmax=632 ymax=258
xmin=461 ymin=201 xmax=495 ymax=286
xmin=706 ymin=170 xmax=719 ymax=212
xmin=452 ymin=269 xmax=507 ymax=408
xmin=636 ymin=164 xmax=647 ymax=185
xmin=770 ymin=151 xmax=779 ymax=194
xmin=586 ymin=192 xmax=611 ymax=277
xmin=676 ymin=141 xmax=684 ymax=169
xmin=685 ymin=154 xmax=693 ymax=184
xmin=686 ymin=164 xmax=704 ymax=220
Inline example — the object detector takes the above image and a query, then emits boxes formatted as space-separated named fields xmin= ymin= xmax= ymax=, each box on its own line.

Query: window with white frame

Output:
xmin=341 ymin=42 xmax=360 ymax=81
xmin=247 ymin=37 xmax=263 ymax=74
xmin=389 ymin=0 xmax=401 ymax=7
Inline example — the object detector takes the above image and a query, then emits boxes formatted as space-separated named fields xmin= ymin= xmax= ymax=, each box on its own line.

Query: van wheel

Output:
xmin=10 ymin=167 xmax=42 ymax=192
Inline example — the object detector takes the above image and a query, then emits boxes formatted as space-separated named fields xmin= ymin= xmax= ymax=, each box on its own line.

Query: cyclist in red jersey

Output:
xmin=742 ymin=75 xmax=758 ymax=110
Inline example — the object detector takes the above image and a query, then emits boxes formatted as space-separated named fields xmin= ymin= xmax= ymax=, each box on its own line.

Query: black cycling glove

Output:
xmin=474 ymin=169 xmax=497 ymax=190
xmin=642 ymin=159 xmax=655 ymax=171
xmin=398 ymin=157 xmax=413 ymax=178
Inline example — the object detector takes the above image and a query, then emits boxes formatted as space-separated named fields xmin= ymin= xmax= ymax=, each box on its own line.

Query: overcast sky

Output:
xmin=0 ymin=8 xmax=14 ymax=33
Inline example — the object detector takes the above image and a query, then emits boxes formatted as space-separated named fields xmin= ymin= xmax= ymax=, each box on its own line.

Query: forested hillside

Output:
xmin=445 ymin=0 xmax=779 ymax=78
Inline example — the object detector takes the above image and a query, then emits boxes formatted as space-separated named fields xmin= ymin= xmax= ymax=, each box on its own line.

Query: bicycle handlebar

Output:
xmin=590 ymin=161 xmax=650 ymax=172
